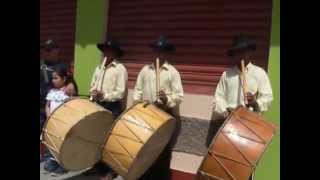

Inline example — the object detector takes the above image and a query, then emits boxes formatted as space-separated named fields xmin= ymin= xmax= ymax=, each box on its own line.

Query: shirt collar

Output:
xmin=100 ymin=59 xmax=118 ymax=69
xmin=110 ymin=59 xmax=118 ymax=67
xmin=235 ymin=61 xmax=252 ymax=72
xmin=149 ymin=61 xmax=170 ymax=71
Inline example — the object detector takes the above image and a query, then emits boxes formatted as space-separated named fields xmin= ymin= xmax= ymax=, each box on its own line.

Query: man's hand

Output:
xmin=227 ymin=107 xmax=235 ymax=113
xmin=246 ymin=92 xmax=258 ymax=109
xmin=222 ymin=111 xmax=229 ymax=118
xmin=96 ymin=91 xmax=104 ymax=101
xmin=90 ymin=90 xmax=104 ymax=101
xmin=90 ymin=90 xmax=98 ymax=99
xmin=158 ymin=90 xmax=168 ymax=105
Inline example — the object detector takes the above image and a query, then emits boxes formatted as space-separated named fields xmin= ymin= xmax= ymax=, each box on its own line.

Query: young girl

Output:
xmin=45 ymin=64 xmax=77 ymax=117
xmin=43 ymin=64 xmax=78 ymax=176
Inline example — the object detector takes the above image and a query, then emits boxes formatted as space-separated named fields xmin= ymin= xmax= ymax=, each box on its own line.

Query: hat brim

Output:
xmin=97 ymin=44 xmax=124 ymax=57
xmin=41 ymin=44 xmax=59 ymax=50
xmin=227 ymin=43 xmax=256 ymax=57
xmin=149 ymin=43 xmax=176 ymax=52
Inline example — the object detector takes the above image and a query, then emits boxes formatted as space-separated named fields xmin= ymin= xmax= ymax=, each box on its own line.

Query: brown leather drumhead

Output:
xmin=42 ymin=98 xmax=114 ymax=170
xmin=197 ymin=107 xmax=276 ymax=180
xmin=101 ymin=102 xmax=176 ymax=180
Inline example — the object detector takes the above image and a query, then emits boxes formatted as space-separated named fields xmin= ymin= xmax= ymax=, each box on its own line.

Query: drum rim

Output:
xmin=196 ymin=106 xmax=277 ymax=178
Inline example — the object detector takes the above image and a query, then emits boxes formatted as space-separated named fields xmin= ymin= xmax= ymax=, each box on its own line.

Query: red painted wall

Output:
xmin=40 ymin=0 xmax=77 ymax=73
xmin=106 ymin=0 xmax=272 ymax=94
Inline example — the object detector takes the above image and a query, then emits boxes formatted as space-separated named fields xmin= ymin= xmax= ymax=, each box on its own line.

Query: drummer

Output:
xmin=212 ymin=34 xmax=273 ymax=180
xmin=84 ymin=38 xmax=128 ymax=180
xmin=89 ymin=38 xmax=128 ymax=118
xmin=133 ymin=35 xmax=184 ymax=180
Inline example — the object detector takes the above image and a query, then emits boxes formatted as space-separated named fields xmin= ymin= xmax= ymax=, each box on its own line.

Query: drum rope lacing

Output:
xmin=221 ymin=132 xmax=256 ymax=168
xmin=210 ymin=152 xmax=237 ymax=180
xmin=210 ymin=151 xmax=251 ymax=167
xmin=105 ymin=150 xmax=129 ymax=173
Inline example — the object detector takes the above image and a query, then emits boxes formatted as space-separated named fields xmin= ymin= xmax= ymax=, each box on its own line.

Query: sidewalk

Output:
xmin=40 ymin=162 xmax=96 ymax=180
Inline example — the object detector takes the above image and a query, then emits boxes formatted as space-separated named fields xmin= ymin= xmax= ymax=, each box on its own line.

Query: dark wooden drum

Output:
xmin=197 ymin=107 xmax=276 ymax=180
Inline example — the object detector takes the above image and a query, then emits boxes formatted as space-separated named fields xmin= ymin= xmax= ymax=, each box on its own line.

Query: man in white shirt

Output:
xmin=85 ymin=38 xmax=128 ymax=180
xmin=133 ymin=41 xmax=184 ymax=115
xmin=90 ymin=38 xmax=128 ymax=118
xmin=134 ymin=36 xmax=184 ymax=180
xmin=213 ymin=34 xmax=273 ymax=117
xmin=212 ymin=34 xmax=273 ymax=180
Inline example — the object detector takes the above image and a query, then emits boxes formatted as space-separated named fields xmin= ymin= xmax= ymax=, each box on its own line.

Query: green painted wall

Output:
xmin=74 ymin=0 xmax=108 ymax=96
xmin=255 ymin=0 xmax=280 ymax=179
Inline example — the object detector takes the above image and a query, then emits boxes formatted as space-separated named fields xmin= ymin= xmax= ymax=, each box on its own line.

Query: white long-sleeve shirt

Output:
xmin=213 ymin=62 xmax=273 ymax=113
xmin=133 ymin=62 xmax=184 ymax=108
xmin=90 ymin=60 xmax=128 ymax=102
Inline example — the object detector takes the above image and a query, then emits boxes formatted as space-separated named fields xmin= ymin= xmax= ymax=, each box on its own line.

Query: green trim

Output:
xmin=255 ymin=0 xmax=280 ymax=179
xmin=74 ymin=0 xmax=108 ymax=96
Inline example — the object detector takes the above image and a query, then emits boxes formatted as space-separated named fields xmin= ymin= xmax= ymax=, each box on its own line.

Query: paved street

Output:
xmin=40 ymin=162 xmax=124 ymax=180
xmin=40 ymin=162 xmax=95 ymax=180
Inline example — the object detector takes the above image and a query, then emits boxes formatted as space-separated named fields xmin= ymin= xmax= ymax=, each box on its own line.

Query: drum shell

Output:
xmin=197 ymin=107 xmax=276 ymax=180
xmin=102 ymin=102 xmax=176 ymax=180
xmin=42 ymin=98 xmax=114 ymax=170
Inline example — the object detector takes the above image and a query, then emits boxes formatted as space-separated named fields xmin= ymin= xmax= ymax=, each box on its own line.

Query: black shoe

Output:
xmin=82 ymin=167 xmax=99 ymax=176
xmin=53 ymin=166 xmax=68 ymax=174
xmin=44 ymin=158 xmax=59 ymax=172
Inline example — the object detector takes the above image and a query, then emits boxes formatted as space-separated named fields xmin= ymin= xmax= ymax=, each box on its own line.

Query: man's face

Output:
xmin=103 ymin=48 xmax=117 ymax=60
xmin=155 ymin=51 xmax=171 ymax=64
xmin=231 ymin=49 xmax=251 ymax=66
xmin=45 ymin=48 xmax=60 ymax=63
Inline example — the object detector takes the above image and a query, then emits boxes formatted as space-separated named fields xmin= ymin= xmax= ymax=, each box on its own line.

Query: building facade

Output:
xmin=40 ymin=0 xmax=279 ymax=179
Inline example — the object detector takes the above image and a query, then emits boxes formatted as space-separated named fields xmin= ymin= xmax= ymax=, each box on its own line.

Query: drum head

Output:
xmin=43 ymin=98 xmax=114 ymax=171
xmin=60 ymin=110 xmax=114 ymax=170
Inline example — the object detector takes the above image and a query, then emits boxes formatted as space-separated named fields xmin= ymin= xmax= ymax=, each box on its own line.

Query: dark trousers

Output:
xmin=98 ymin=101 xmax=123 ymax=119
xmin=139 ymin=107 xmax=181 ymax=180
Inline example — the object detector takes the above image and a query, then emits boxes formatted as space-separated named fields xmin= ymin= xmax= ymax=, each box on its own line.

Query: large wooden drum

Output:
xmin=102 ymin=101 xmax=176 ymax=180
xmin=42 ymin=98 xmax=114 ymax=170
xmin=197 ymin=107 xmax=276 ymax=180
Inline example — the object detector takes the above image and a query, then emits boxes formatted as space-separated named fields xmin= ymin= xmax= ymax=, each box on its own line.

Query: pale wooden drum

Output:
xmin=102 ymin=101 xmax=176 ymax=180
xmin=42 ymin=98 xmax=114 ymax=170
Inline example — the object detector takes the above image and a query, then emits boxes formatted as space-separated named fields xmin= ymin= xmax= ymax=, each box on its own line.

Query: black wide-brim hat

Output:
xmin=227 ymin=34 xmax=256 ymax=57
xmin=41 ymin=39 xmax=59 ymax=50
xmin=97 ymin=38 xmax=124 ymax=57
xmin=149 ymin=35 xmax=176 ymax=52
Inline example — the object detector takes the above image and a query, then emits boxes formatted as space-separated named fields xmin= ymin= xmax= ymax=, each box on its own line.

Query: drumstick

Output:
xmin=156 ymin=57 xmax=160 ymax=103
xmin=241 ymin=60 xmax=248 ymax=105
xmin=90 ymin=56 xmax=107 ymax=101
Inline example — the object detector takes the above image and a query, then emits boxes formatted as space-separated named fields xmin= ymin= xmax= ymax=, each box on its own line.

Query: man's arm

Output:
xmin=90 ymin=66 xmax=100 ymax=92
xmin=256 ymin=70 xmax=273 ymax=112
xmin=166 ymin=68 xmax=184 ymax=108
xmin=132 ymin=67 xmax=145 ymax=102
xmin=213 ymin=72 xmax=228 ymax=114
